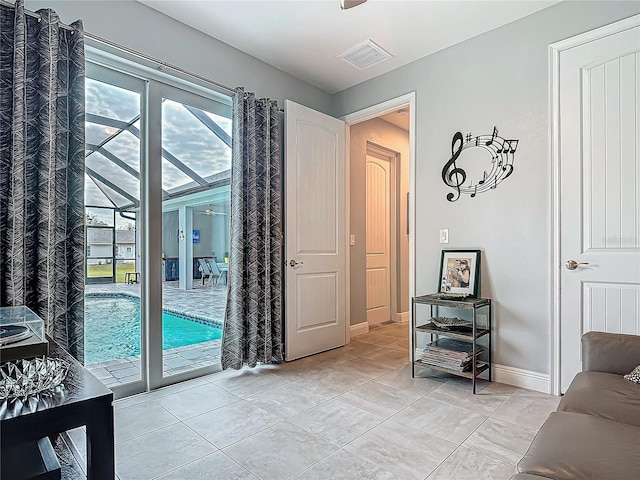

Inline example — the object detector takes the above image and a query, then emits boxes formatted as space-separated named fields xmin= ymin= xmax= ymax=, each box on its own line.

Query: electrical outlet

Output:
xmin=439 ymin=229 xmax=449 ymax=244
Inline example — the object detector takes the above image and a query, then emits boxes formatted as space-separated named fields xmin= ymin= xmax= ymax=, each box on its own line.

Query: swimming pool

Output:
xmin=84 ymin=294 xmax=223 ymax=365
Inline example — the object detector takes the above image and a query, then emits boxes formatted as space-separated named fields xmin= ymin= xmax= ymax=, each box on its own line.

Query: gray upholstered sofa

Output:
xmin=511 ymin=331 xmax=640 ymax=480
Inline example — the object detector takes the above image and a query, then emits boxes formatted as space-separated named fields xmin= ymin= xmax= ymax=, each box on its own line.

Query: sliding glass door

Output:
xmin=84 ymin=65 xmax=144 ymax=393
xmin=84 ymin=57 xmax=232 ymax=396
xmin=158 ymin=85 xmax=231 ymax=381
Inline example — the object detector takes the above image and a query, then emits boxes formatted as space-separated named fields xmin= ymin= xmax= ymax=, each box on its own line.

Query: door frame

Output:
xmin=549 ymin=14 xmax=640 ymax=396
xmin=342 ymin=92 xmax=416 ymax=343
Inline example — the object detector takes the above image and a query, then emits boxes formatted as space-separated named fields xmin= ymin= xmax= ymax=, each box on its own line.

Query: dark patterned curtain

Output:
xmin=221 ymin=87 xmax=282 ymax=369
xmin=0 ymin=0 xmax=85 ymax=361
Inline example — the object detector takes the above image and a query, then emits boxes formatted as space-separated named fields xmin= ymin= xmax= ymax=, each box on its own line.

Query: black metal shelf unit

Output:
xmin=411 ymin=294 xmax=492 ymax=394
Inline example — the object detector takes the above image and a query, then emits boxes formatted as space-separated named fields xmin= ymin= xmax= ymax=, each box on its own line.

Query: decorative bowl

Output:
xmin=0 ymin=356 xmax=69 ymax=400
xmin=431 ymin=316 xmax=472 ymax=328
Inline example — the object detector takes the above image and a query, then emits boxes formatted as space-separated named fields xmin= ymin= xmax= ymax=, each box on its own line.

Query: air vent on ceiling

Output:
xmin=337 ymin=40 xmax=392 ymax=70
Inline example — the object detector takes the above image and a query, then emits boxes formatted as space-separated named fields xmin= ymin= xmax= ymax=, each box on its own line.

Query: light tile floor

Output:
xmin=66 ymin=322 xmax=561 ymax=480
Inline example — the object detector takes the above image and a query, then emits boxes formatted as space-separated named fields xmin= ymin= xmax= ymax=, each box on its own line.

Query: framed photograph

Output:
xmin=438 ymin=250 xmax=481 ymax=297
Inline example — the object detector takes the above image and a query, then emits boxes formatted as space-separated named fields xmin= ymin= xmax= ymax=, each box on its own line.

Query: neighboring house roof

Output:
xmin=87 ymin=229 xmax=135 ymax=245
xmin=116 ymin=230 xmax=136 ymax=244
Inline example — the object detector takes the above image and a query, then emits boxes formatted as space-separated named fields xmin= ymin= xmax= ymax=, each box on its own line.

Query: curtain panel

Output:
xmin=221 ymin=87 xmax=283 ymax=369
xmin=0 ymin=0 xmax=85 ymax=361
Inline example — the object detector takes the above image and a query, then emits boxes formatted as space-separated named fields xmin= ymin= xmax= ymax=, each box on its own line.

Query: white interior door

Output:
xmin=558 ymin=18 xmax=640 ymax=392
xmin=366 ymin=154 xmax=391 ymax=325
xmin=284 ymin=100 xmax=346 ymax=361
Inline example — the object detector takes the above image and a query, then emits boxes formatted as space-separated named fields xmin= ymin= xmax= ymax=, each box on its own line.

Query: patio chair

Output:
xmin=197 ymin=258 xmax=213 ymax=286
xmin=216 ymin=261 xmax=228 ymax=285
xmin=205 ymin=258 xmax=224 ymax=287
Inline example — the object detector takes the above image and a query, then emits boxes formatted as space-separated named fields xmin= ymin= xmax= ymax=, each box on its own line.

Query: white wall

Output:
xmin=26 ymin=0 xmax=333 ymax=114
xmin=334 ymin=1 xmax=640 ymax=375
xmin=87 ymin=244 xmax=111 ymax=259
xmin=115 ymin=243 xmax=135 ymax=259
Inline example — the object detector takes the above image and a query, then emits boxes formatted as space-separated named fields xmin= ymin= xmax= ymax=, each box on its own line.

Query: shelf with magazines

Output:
xmin=411 ymin=294 xmax=491 ymax=394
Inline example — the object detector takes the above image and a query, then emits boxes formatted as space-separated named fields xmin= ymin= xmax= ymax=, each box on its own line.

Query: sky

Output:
xmin=84 ymin=77 xmax=232 ymax=211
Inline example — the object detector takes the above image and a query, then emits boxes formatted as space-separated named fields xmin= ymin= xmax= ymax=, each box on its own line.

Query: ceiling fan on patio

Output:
xmin=196 ymin=209 xmax=227 ymax=216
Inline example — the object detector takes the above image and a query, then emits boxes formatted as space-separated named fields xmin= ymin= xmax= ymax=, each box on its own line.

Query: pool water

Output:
xmin=84 ymin=295 xmax=222 ymax=365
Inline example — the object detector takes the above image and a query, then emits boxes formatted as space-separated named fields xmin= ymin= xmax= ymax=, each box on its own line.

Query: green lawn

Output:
xmin=87 ymin=263 xmax=136 ymax=283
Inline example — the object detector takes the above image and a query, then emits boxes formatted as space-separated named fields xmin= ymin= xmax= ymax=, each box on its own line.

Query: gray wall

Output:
xmin=162 ymin=211 xmax=178 ymax=258
xmin=26 ymin=0 xmax=333 ymax=113
xmin=192 ymin=212 xmax=230 ymax=261
xmin=192 ymin=215 xmax=213 ymax=258
xmin=163 ymin=212 xmax=228 ymax=259
xmin=350 ymin=118 xmax=409 ymax=326
xmin=334 ymin=1 xmax=640 ymax=374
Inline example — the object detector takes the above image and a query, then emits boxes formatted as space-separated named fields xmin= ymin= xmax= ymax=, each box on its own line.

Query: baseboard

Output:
xmin=350 ymin=322 xmax=369 ymax=337
xmin=492 ymin=364 xmax=550 ymax=394
xmin=391 ymin=311 xmax=409 ymax=323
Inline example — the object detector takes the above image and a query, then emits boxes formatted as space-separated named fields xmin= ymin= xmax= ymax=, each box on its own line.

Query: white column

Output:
xmin=178 ymin=206 xmax=194 ymax=290
xmin=135 ymin=212 xmax=141 ymax=276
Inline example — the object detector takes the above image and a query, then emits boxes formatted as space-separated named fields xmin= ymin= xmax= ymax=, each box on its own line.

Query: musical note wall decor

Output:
xmin=441 ymin=126 xmax=519 ymax=202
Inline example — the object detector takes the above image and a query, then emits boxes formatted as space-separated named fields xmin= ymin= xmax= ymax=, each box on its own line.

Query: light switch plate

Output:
xmin=440 ymin=229 xmax=449 ymax=244
xmin=350 ymin=234 xmax=356 ymax=246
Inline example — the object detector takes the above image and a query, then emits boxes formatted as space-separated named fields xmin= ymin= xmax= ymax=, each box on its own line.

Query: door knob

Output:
xmin=289 ymin=260 xmax=304 ymax=267
xmin=565 ymin=260 xmax=589 ymax=270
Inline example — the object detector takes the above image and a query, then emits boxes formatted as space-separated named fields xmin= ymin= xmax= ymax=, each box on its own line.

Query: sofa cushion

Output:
xmin=582 ymin=331 xmax=640 ymax=375
xmin=624 ymin=364 xmax=640 ymax=384
xmin=558 ymin=371 xmax=640 ymax=426
xmin=518 ymin=412 xmax=640 ymax=480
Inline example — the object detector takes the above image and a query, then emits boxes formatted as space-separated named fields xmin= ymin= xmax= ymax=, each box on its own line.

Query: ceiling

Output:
xmin=380 ymin=109 xmax=409 ymax=131
xmin=137 ymin=0 xmax=562 ymax=94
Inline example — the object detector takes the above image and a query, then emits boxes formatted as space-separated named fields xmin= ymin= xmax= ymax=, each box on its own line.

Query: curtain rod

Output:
xmin=85 ymin=33 xmax=236 ymax=95
xmin=0 ymin=0 xmax=237 ymax=95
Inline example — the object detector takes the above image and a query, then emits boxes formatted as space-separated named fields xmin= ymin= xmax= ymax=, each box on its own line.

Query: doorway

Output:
xmin=344 ymin=94 xmax=415 ymax=340
xmin=282 ymin=94 xmax=414 ymax=360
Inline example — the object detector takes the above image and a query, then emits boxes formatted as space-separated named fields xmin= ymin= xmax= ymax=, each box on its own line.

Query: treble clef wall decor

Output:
xmin=441 ymin=126 xmax=519 ymax=202
xmin=441 ymin=131 xmax=466 ymax=202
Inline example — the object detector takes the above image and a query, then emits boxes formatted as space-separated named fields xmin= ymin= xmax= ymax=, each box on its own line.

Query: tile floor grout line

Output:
xmin=115 ymin=418 xmax=183 ymax=446
xmin=178 ymin=415 xmax=222 ymax=452
xmin=211 ymin=376 xmax=294 ymax=398
xmin=218 ymin=449 xmax=261 ymax=480
xmin=148 ymin=451 xmax=210 ymax=480
xmin=215 ymin=418 xmax=287 ymax=451
xmin=424 ymin=385 xmax=504 ymax=417
xmin=426 ymin=444 xmax=518 ymax=480
xmin=313 ymin=403 xmax=391 ymax=450
xmin=154 ymin=395 xmax=244 ymax=423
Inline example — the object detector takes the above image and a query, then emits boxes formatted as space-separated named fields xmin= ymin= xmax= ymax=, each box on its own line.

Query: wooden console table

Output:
xmin=1 ymin=336 xmax=114 ymax=479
